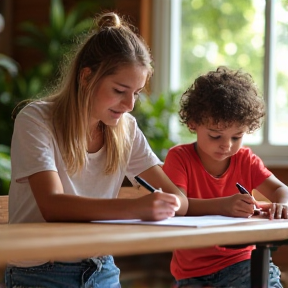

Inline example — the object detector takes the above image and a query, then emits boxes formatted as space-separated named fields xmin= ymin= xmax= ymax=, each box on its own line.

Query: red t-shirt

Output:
xmin=163 ymin=143 xmax=272 ymax=280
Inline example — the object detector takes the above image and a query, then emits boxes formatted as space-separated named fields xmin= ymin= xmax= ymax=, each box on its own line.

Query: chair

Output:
xmin=0 ymin=195 xmax=8 ymax=224
xmin=0 ymin=195 xmax=8 ymax=288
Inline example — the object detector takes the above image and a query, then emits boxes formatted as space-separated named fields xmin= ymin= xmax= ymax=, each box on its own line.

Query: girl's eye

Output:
xmin=114 ymin=89 xmax=124 ymax=94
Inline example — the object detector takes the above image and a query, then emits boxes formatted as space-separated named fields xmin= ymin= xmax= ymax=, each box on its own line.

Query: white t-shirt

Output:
xmin=9 ymin=101 xmax=161 ymax=224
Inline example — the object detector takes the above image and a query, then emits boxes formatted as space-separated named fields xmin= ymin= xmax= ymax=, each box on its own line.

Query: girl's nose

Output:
xmin=122 ymin=94 xmax=135 ymax=111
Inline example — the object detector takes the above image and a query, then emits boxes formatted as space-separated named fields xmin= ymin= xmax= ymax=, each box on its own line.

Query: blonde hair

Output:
xmin=43 ymin=12 xmax=153 ymax=175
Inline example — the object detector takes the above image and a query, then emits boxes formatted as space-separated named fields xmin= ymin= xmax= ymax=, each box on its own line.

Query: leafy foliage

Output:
xmin=0 ymin=0 xmax=113 ymax=195
xmin=180 ymin=0 xmax=263 ymax=90
xmin=0 ymin=145 xmax=11 ymax=195
xmin=0 ymin=0 xmax=113 ymax=146
xmin=131 ymin=92 xmax=180 ymax=161
xmin=16 ymin=0 xmax=96 ymax=82
xmin=0 ymin=54 xmax=19 ymax=147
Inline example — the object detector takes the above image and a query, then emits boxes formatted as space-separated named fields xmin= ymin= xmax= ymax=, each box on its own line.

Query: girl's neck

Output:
xmin=87 ymin=124 xmax=105 ymax=153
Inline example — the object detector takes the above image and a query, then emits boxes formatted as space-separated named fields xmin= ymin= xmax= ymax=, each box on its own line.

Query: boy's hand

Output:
xmin=222 ymin=194 xmax=256 ymax=218
xmin=257 ymin=202 xmax=288 ymax=220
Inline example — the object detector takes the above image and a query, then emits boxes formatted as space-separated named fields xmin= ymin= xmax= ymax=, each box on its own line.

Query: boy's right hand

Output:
xmin=222 ymin=194 xmax=256 ymax=218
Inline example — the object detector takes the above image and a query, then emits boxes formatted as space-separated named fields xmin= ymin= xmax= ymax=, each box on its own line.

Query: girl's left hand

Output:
xmin=257 ymin=202 xmax=288 ymax=220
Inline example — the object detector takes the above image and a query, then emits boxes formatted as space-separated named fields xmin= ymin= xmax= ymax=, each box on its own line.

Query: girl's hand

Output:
xmin=133 ymin=191 xmax=180 ymax=221
xmin=257 ymin=202 xmax=288 ymax=220
xmin=222 ymin=194 xmax=256 ymax=218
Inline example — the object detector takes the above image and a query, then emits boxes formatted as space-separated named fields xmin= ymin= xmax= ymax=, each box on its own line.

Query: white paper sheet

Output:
xmin=92 ymin=215 xmax=269 ymax=227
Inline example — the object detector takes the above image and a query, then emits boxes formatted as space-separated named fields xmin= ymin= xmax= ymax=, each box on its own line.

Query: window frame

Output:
xmin=151 ymin=0 xmax=288 ymax=167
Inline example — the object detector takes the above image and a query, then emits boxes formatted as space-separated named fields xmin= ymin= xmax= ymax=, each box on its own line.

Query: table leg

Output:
xmin=251 ymin=245 xmax=270 ymax=288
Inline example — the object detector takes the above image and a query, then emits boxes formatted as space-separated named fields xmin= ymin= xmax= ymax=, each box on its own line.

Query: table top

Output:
xmin=1 ymin=219 xmax=288 ymax=264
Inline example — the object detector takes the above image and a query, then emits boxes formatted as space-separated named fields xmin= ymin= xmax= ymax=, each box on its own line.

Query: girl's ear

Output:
xmin=80 ymin=67 xmax=91 ymax=86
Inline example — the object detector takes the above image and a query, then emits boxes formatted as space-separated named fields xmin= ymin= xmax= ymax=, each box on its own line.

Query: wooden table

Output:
xmin=1 ymin=220 xmax=288 ymax=287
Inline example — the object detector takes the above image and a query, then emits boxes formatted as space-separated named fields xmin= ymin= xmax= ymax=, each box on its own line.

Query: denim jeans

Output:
xmin=176 ymin=259 xmax=282 ymax=288
xmin=5 ymin=255 xmax=121 ymax=288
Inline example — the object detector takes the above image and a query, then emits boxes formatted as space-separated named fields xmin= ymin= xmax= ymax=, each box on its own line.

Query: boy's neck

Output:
xmin=194 ymin=142 xmax=230 ymax=178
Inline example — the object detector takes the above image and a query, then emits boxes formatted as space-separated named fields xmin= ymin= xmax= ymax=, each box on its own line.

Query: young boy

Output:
xmin=163 ymin=66 xmax=288 ymax=288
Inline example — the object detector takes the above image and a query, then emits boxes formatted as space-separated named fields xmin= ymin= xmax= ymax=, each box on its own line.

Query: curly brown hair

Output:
xmin=179 ymin=66 xmax=265 ymax=134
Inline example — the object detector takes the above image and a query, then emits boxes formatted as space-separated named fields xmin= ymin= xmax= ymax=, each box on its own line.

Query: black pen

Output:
xmin=236 ymin=182 xmax=250 ymax=195
xmin=236 ymin=182 xmax=260 ymax=213
xmin=134 ymin=176 xmax=156 ymax=193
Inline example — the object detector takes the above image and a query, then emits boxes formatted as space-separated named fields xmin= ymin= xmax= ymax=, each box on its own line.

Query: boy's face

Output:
xmin=194 ymin=122 xmax=247 ymax=162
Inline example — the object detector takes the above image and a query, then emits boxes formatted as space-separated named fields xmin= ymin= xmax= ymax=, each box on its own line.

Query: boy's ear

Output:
xmin=188 ymin=121 xmax=196 ymax=131
xmin=80 ymin=67 xmax=91 ymax=85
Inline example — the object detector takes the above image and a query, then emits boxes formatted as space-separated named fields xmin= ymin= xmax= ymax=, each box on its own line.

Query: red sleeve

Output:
xmin=239 ymin=147 xmax=272 ymax=188
xmin=163 ymin=146 xmax=189 ymax=191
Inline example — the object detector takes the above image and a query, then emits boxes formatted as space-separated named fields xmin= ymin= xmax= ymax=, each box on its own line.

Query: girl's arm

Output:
xmin=255 ymin=174 xmax=288 ymax=219
xmin=28 ymin=170 xmax=181 ymax=222
xmin=137 ymin=165 xmax=189 ymax=216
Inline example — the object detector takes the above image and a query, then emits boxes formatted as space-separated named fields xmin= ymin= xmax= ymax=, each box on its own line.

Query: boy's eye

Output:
xmin=209 ymin=135 xmax=220 ymax=140
xmin=232 ymin=136 xmax=242 ymax=141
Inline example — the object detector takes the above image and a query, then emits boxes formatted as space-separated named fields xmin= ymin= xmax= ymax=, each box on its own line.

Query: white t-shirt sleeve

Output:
xmin=125 ymin=117 xmax=162 ymax=185
xmin=11 ymin=107 xmax=57 ymax=183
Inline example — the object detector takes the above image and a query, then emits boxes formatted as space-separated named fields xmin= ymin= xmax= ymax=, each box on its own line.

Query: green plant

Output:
xmin=1 ymin=0 xmax=115 ymax=145
xmin=16 ymin=0 xmax=98 ymax=84
xmin=0 ymin=144 xmax=11 ymax=195
xmin=131 ymin=92 xmax=180 ymax=161
xmin=0 ymin=52 xmax=18 ymax=195
xmin=0 ymin=0 xmax=114 ymax=193
xmin=0 ymin=53 xmax=20 ymax=146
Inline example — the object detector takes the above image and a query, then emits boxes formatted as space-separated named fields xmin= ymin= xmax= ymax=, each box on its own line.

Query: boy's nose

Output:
xmin=220 ymin=140 xmax=232 ymax=150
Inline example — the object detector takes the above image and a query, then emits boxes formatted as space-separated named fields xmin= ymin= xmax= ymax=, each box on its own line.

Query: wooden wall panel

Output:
xmin=1 ymin=0 xmax=152 ymax=71
xmin=7 ymin=0 xmax=137 ymax=70
xmin=0 ymin=0 xmax=13 ymax=55
xmin=11 ymin=0 xmax=50 ymax=69
xmin=269 ymin=167 xmax=288 ymax=185
xmin=114 ymin=0 xmax=141 ymax=27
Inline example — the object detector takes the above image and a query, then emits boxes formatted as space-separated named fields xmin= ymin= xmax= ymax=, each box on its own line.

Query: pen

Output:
xmin=134 ymin=176 xmax=156 ymax=193
xmin=236 ymin=182 xmax=260 ymax=213
xmin=236 ymin=182 xmax=250 ymax=195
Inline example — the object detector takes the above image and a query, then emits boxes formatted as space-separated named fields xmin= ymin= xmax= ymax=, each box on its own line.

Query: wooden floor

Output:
xmin=116 ymin=253 xmax=174 ymax=288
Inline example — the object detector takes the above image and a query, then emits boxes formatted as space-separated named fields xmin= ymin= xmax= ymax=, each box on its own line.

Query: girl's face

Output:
xmin=194 ymin=122 xmax=247 ymax=162
xmin=90 ymin=64 xmax=148 ymax=127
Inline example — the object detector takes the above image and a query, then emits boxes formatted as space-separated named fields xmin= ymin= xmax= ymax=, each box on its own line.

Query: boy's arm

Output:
xmin=256 ymin=174 xmax=288 ymax=203
xmin=255 ymin=175 xmax=288 ymax=219
xmin=177 ymin=187 xmax=255 ymax=218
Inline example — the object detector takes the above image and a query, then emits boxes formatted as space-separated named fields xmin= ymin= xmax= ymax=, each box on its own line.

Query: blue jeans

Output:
xmin=5 ymin=255 xmax=121 ymax=288
xmin=176 ymin=259 xmax=282 ymax=288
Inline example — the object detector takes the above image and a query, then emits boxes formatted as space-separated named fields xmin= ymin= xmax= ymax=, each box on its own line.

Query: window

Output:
xmin=151 ymin=0 xmax=288 ymax=166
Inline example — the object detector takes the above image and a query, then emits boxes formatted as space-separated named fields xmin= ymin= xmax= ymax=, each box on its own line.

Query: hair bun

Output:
xmin=97 ymin=12 xmax=121 ymax=29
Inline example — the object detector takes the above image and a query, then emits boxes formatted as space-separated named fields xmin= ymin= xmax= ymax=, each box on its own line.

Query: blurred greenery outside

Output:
xmin=1 ymin=0 xmax=288 ymax=195
xmin=177 ymin=0 xmax=265 ymax=144
xmin=178 ymin=0 xmax=288 ymax=145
